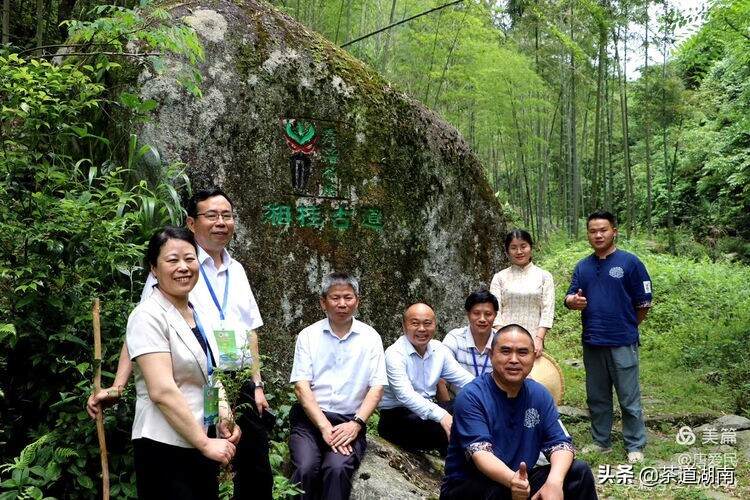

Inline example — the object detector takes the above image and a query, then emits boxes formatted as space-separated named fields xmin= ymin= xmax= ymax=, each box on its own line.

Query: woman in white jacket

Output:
xmin=126 ymin=226 xmax=240 ymax=499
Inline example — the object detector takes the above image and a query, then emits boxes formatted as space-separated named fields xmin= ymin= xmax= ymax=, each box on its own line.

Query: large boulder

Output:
xmin=136 ymin=0 xmax=508 ymax=371
xmin=351 ymin=436 xmax=442 ymax=499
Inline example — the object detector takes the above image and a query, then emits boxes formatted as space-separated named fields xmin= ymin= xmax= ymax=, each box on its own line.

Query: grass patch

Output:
xmin=535 ymin=233 xmax=750 ymax=499
xmin=568 ymin=418 xmax=748 ymax=499
xmin=536 ymin=234 xmax=750 ymax=417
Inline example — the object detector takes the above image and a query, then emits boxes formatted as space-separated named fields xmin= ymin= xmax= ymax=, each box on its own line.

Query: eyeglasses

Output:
xmin=196 ymin=211 xmax=235 ymax=222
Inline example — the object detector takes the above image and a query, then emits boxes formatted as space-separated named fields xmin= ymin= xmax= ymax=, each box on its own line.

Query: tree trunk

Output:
xmin=604 ymin=57 xmax=615 ymax=212
xmin=508 ymin=88 xmax=535 ymax=235
xmin=544 ymin=91 xmax=561 ymax=231
xmin=491 ymin=141 xmax=500 ymax=192
xmin=561 ymin=80 xmax=570 ymax=234
xmin=343 ymin=0 xmax=352 ymax=44
xmin=533 ymin=20 xmax=545 ymax=239
xmin=422 ymin=10 xmax=444 ymax=104
xmin=2 ymin=0 xmax=9 ymax=45
xmin=569 ymin=69 xmax=580 ymax=238
xmin=580 ymin=90 xmax=591 ymax=214
xmin=468 ymin=105 xmax=476 ymax=148
xmin=57 ymin=0 xmax=78 ymax=40
xmin=644 ymin=9 xmax=653 ymax=229
xmin=666 ymin=123 xmax=682 ymax=255
xmin=592 ymin=25 xmax=606 ymax=211
xmin=568 ymin=4 xmax=580 ymax=238
xmin=358 ymin=0 xmax=367 ymax=50
xmin=35 ymin=0 xmax=46 ymax=55
xmin=433 ymin=7 xmax=470 ymax=108
xmin=378 ymin=0 xmax=398 ymax=68
xmin=334 ymin=0 xmax=345 ymax=44
xmin=613 ymin=25 xmax=634 ymax=236
xmin=662 ymin=2 xmax=675 ymax=254
xmin=312 ymin=0 xmax=319 ymax=31
xmin=622 ymin=18 xmax=635 ymax=235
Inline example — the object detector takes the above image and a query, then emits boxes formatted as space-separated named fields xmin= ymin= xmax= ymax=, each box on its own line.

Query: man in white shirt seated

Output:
xmin=378 ymin=303 xmax=474 ymax=456
xmin=289 ymin=272 xmax=387 ymax=500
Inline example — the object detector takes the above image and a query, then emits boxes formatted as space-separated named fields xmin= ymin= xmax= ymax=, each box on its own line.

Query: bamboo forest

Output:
xmin=2 ymin=0 xmax=750 ymax=499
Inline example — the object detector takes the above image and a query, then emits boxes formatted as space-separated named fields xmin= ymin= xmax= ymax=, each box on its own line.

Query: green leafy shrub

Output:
xmin=0 ymin=0 xmax=214 ymax=495
xmin=0 ymin=51 xmax=189 ymax=497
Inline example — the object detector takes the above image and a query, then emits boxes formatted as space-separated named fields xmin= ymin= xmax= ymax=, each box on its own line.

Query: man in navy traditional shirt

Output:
xmin=441 ymin=324 xmax=596 ymax=499
xmin=564 ymin=210 xmax=653 ymax=463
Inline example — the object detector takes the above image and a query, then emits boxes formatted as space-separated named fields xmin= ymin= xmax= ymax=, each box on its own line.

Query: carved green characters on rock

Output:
xmin=265 ymin=118 xmax=384 ymax=233
xmin=261 ymin=203 xmax=382 ymax=232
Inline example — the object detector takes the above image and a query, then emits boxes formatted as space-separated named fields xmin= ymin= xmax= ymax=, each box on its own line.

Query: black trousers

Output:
xmin=233 ymin=379 xmax=273 ymax=500
xmin=440 ymin=459 xmax=598 ymax=500
xmin=378 ymin=400 xmax=454 ymax=457
xmin=133 ymin=437 xmax=219 ymax=500
xmin=289 ymin=403 xmax=367 ymax=500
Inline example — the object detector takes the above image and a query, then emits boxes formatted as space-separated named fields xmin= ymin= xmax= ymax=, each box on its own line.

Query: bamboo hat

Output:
xmin=528 ymin=352 xmax=565 ymax=404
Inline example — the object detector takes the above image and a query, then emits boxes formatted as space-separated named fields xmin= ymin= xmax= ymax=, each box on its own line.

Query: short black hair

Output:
xmin=464 ymin=289 xmax=499 ymax=312
xmin=587 ymin=210 xmax=616 ymax=228
xmin=491 ymin=323 xmax=535 ymax=351
xmin=186 ymin=187 xmax=234 ymax=217
xmin=146 ymin=226 xmax=197 ymax=268
xmin=504 ymin=229 xmax=533 ymax=253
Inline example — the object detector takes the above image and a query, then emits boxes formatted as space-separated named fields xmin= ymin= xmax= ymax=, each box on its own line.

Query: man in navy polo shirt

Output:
xmin=441 ymin=324 xmax=596 ymax=499
xmin=565 ymin=210 xmax=652 ymax=463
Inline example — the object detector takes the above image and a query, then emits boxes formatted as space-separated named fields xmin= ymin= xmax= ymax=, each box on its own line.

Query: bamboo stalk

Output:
xmin=92 ymin=298 xmax=110 ymax=500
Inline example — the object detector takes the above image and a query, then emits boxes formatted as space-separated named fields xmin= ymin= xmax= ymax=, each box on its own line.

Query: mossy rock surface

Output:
xmin=136 ymin=0 xmax=509 ymax=374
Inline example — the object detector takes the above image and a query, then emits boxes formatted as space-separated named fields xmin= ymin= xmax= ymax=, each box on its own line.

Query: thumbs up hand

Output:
xmin=511 ymin=462 xmax=531 ymax=500
xmin=566 ymin=289 xmax=588 ymax=310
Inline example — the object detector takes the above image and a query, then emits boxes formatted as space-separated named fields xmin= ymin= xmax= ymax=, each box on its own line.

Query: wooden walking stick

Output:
xmin=92 ymin=298 xmax=110 ymax=499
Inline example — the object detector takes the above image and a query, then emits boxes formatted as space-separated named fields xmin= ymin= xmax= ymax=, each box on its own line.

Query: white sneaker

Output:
xmin=627 ymin=451 xmax=644 ymax=463
xmin=581 ymin=443 xmax=612 ymax=454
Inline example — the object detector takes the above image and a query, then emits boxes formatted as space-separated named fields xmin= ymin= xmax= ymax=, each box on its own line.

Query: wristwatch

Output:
xmin=254 ymin=381 xmax=265 ymax=389
xmin=352 ymin=415 xmax=366 ymax=428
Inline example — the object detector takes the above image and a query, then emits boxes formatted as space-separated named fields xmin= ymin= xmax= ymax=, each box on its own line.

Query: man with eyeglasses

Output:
xmin=87 ymin=187 xmax=273 ymax=499
xmin=378 ymin=303 xmax=474 ymax=456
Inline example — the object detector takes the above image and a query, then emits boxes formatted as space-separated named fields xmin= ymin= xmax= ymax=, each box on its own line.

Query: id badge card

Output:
xmin=214 ymin=327 xmax=239 ymax=370
xmin=203 ymin=384 xmax=219 ymax=429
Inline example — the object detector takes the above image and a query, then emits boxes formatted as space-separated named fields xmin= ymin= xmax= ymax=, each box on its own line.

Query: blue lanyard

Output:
xmin=199 ymin=263 xmax=229 ymax=321
xmin=470 ymin=339 xmax=490 ymax=377
xmin=191 ymin=306 xmax=215 ymax=379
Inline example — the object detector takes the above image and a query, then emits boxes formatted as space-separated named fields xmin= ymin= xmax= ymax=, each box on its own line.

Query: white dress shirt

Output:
xmin=289 ymin=318 xmax=387 ymax=415
xmin=379 ymin=336 xmax=474 ymax=422
xmin=142 ymin=245 xmax=263 ymax=369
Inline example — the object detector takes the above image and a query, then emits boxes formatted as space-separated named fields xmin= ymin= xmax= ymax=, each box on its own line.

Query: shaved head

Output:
xmin=490 ymin=323 xmax=536 ymax=393
xmin=403 ymin=303 xmax=434 ymax=323
xmin=491 ymin=323 xmax=535 ymax=352
xmin=402 ymin=303 xmax=436 ymax=356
